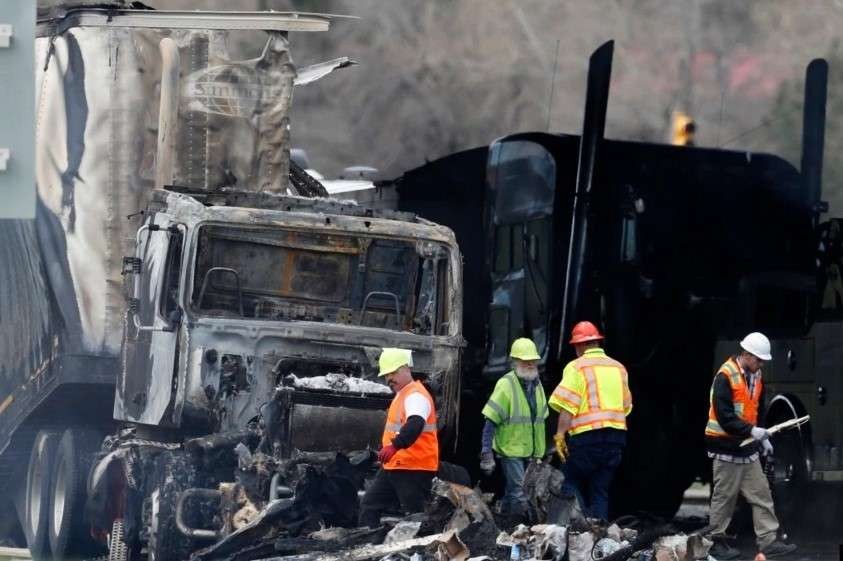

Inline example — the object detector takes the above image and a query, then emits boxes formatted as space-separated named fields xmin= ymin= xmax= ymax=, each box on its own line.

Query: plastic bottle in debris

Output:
xmin=411 ymin=553 xmax=423 ymax=561
xmin=510 ymin=543 xmax=522 ymax=561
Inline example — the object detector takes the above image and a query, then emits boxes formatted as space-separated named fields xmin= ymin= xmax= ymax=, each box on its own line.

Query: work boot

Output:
xmin=709 ymin=540 xmax=741 ymax=560
xmin=760 ymin=541 xmax=797 ymax=558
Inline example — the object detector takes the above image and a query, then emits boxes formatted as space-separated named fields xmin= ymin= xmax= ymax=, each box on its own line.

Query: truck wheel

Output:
xmin=49 ymin=428 xmax=105 ymax=559
xmin=147 ymin=451 xmax=198 ymax=561
xmin=770 ymin=424 xmax=809 ymax=525
xmin=25 ymin=430 xmax=60 ymax=561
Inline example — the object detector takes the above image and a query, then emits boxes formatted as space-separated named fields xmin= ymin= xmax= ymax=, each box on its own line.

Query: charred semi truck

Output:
xmin=0 ymin=5 xmax=462 ymax=560
xmin=389 ymin=42 xmax=834 ymax=518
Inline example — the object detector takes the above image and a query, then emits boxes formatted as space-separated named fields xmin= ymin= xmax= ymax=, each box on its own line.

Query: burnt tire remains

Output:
xmin=48 ymin=428 xmax=105 ymax=560
xmin=25 ymin=430 xmax=60 ymax=561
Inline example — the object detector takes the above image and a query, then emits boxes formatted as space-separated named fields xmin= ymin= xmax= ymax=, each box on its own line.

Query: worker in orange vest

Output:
xmin=704 ymin=332 xmax=796 ymax=559
xmin=359 ymin=348 xmax=439 ymax=527
xmin=548 ymin=321 xmax=632 ymax=520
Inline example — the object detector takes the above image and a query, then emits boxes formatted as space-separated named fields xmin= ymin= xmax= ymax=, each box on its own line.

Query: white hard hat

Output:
xmin=740 ymin=332 xmax=772 ymax=361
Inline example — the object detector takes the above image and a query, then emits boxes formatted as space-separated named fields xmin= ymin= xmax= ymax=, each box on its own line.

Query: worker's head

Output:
xmin=569 ymin=321 xmax=604 ymax=357
xmin=509 ymin=338 xmax=540 ymax=380
xmin=738 ymin=332 xmax=772 ymax=373
xmin=378 ymin=348 xmax=414 ymax=393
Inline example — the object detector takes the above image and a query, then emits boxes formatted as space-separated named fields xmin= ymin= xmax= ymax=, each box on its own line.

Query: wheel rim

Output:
xmin=773 ymin=430 xmax=805 ymax=486
xmin=28 ymin=444 xmax=44 ymax=536
xmin=52 ymin=454 xmax=68 ymax=537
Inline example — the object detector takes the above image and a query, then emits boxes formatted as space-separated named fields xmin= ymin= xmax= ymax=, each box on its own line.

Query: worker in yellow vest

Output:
xmin=359 ymin=348 xmax=439 ymax=527
xmin=704 ymin=332 xmax=796 ymax=559
xmin=480 ymin=337 xmax=549 ymax=518
xmin=548 ymin=321 xmax=631 ymax=520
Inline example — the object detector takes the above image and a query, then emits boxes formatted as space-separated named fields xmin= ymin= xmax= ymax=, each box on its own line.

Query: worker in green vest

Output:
xmin=480 ymin=337 xmax=549 ymax=518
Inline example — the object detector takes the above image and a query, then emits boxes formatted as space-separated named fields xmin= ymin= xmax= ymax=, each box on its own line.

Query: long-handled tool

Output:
xmin=740 ymin=415 xmax=810 ymax=447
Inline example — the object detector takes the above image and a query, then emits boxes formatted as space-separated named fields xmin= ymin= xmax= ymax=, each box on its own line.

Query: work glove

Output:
xmin=762 ymin=439 xmax=774 ymax=456
xmin=377 ymin=444 xmax=398 ymax=464
xmin=553 ymin=433 xmax=568 ymax=463
xmin=750 ymin=426 xmax=770 ymax=441
xmin=479 ymin=452 xmax=495 ymax=475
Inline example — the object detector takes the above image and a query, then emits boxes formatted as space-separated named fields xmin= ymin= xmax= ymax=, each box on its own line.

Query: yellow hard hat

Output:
xmin=510 ymin=338 xmax=541 ymax=361
xmin=378 ymin=348 xmax=412 ymax=377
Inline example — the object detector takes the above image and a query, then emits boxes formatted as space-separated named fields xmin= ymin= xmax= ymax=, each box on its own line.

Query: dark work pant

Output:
xmin=499 ymin=457 xmax=529 ymax=516
xmin=358 ymin=469 xmax=435 ymax=527
xmin=561 ymin=439 xmax=624 ymax=520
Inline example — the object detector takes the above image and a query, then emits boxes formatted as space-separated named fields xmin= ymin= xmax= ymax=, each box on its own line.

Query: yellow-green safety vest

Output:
xmin=482 ymin=371 xmax=548 ymax=458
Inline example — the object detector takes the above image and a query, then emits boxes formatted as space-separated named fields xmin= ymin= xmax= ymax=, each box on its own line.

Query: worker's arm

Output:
xmin=480 ymin=419 xmax=496 ymax=453
xmin=548 ymin=362 xmax=583 ymax=417
xmin=481 ymin=377 xmax=511 ymax=425
xmin=391 ymin=392 xmax=432 ymax=449
xmin=556 ymin=409 xmax=573 ymax=435
xmin=552 ymin=408 xmax=573 ymax=462
xmin=622 ymin=368 xmax=633 ymax=416
xmin=392 ymin=415 xmax=425 ymax=449
xmin=712 ymin=374 xmax=753 ymax=437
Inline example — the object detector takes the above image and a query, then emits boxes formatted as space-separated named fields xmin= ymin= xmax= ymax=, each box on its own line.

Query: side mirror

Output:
xmin=164 ymin=308 xmax=183 ymax=332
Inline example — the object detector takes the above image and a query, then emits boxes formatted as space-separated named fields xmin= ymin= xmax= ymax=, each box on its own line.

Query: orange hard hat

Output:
xmin=569 ymin=321 xmax=604 ymax=344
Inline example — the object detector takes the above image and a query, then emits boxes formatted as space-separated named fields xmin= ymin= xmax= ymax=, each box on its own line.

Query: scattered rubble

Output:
xmin=181 ymin=454 xmax=712 ymax=561
xmin=523 ymin=460 xmax=585 ymax=526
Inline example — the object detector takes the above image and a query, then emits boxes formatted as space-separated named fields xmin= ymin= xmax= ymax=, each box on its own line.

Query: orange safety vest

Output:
xmin=382 ymin=380 xmax=439 ymax=471
xmin=705 ymin=357 xmax=762 ymax=438
xmin=550 ymin=351 xmax=632 ymax=436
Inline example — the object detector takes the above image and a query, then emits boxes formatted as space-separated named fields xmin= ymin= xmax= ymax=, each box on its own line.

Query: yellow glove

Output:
xmin=553 ymin=433 xmax=568 ymax=463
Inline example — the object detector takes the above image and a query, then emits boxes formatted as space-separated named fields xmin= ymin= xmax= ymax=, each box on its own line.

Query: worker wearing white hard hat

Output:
xmin=703 ymin=332 xmax=796 ymax=559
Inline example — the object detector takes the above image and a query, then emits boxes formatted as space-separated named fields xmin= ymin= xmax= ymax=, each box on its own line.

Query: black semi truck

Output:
xmin=389 ymin=42 xmax=832 ymax=518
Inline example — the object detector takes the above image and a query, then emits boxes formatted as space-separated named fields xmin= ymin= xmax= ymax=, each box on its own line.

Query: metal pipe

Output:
xmin=800 ymin=58 xmax=828 ymax=225
xmin=175 ymin=488 xmax=223 ymax=540
xmin=155 ymin=37 xmax=181 ymax=191
xmin=558 ymin=41 xmax=614 ymax=357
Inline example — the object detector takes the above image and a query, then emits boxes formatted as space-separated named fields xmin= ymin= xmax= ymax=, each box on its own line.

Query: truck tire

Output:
xmin=147 ymin=451 xmax=198 ymax=561
xmin=48 ymin=428 xmax=105 ymax=559
xmin=25 ymin=430 xmax=60 ymax=561
xmin=769 ymin=420 xmax=809 ymax=527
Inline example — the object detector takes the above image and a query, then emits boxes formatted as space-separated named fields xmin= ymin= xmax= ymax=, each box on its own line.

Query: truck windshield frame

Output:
xmin=186 ymin=223 xmax=452 ymax=335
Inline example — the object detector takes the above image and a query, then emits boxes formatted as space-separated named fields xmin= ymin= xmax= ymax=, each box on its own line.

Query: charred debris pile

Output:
xmin=168 ymin=453 xmax=711 ymax=561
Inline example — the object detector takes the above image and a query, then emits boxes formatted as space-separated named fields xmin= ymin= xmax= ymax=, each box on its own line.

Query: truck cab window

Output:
xmin=189 ymin=225 xmax=451 ymax=334
xmin=486 ymin=139 xmax=556 ymax=367
xmin=160 ymin=230 xmax=184 ymax=318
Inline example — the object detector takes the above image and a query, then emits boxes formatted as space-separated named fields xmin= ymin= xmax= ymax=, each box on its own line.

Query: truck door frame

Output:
xmin=115 ymin=217 xmax=185 ymax=426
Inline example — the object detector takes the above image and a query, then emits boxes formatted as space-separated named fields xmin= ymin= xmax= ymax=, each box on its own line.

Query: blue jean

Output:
xmin=499 ymin=457 xmax=529 ymax=516
xmin=561 ymin=440 xmax=624 ymax=520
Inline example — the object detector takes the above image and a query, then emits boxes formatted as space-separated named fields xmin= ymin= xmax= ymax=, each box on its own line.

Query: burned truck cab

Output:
xmin=116 ymin=188 xmax=464 ymax=455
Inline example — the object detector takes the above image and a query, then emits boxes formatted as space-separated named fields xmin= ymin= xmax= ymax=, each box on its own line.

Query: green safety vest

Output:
xmin=481 ymin=371 xmax=549 ymax=458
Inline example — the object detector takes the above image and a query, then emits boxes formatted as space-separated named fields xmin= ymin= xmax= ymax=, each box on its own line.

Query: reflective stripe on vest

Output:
xmin=704 ymin=357 xmax=763 ymax=439
xmin=556 ymin=352 xmax=630 ymax=436
xmin=382 ymin=380 xmax=439 ymax=471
